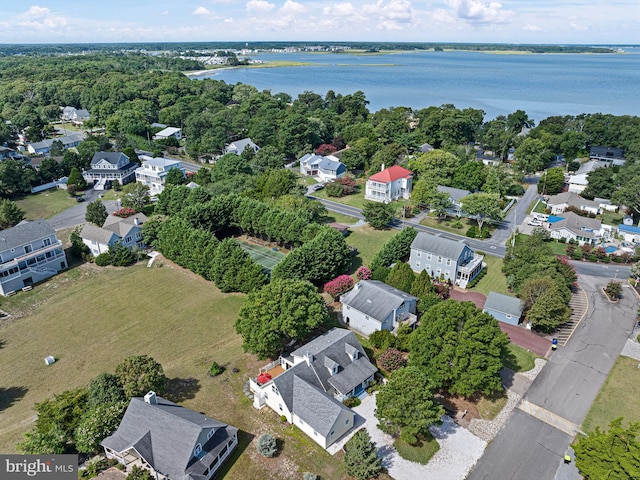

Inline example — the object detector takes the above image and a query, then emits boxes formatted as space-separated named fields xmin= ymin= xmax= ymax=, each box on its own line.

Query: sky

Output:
xmin=0 ymin=1 xmax=638 ymax=45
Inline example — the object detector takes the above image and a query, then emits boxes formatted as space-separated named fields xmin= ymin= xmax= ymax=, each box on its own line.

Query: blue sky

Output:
xmin=1 ymin=1 xmax=638 ymax=44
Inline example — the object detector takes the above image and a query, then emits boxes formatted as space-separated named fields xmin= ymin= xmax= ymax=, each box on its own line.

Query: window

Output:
xmin=446 ymin=259 xmax=451 ymax=266
xmin=299 ymin=419 xmax=304 ymax=425
xmin=313 ymin=431 xmax=318 ymax=436
xmin=24 ymin=245 xmax=32 ymax=254
xmin=271 ymin=384 xmax=277 ymax=393
xmin=417 ymin=251 xmax=421 ymax=257
xmin=330 ymin=431 xmax=335 ymax=437
xmin=437 ymin=256 xmax=442 ymax=263
xmin=365 ymin=315 xmax=369 ymax=320
xmin=278 ymin=404 xmax=283 ymax=411
xmin=427 ymin=253 xmax=432 ymax=260
xmin=194 ymin=444 xmax=202 ymax=457
xmin=345 ymin=419 xmax=349 ymax=425
xmin=416 ymin=262 xmax=420 ymax=268
xmin=125 ymin=236 xmax=132 ymax=243
xmin=207 ymin=429 xmax=215 ymax=440
xmin=346 ymin=306 xmax=350 ymax=310
xmin=506 ymin=314 xmax=512 ymax=319
xmin=43 ymin=238 xmax=51 ymax=247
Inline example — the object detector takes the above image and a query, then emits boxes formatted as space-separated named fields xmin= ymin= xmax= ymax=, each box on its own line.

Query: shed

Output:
xmin=483 ymin=291 xmax=523 ymax=326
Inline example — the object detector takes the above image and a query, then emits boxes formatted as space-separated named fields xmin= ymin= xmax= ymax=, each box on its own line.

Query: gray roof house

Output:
xmin=545 ymin=192 xmax=602 ymax=215
xmin=250 ymin=328 xmax=377 ymax=449
xmin=548 ymin=211 xmax=604 ymax=246
xmin=0 ymin=220 xmax=68 ymax=295
xmin=81 ymin=213 xmax=148 ymax=256
xmin=224 ymin=138 xmax=259 ymax=156
xmin=409 ymin=232 xmax=484 ymax=288
xmin=102 ymin=392 xmax=238 ymax=480
xmin=299 ymin=154 xmax=347 ymax=182
xmin=340 ymin=280 xmax=417 ymax=336
xmin=27 ymin=133 xmax=84 ymax=155
xmin=589 ymin=146 xmax=625 ymax=166
xmin=483 ymin=291 xmax=523 ymax=326
xmin=84 ymin=152 xmax=138 ymax=189
xmin=436 ymin=185 xmax=470 ymax=216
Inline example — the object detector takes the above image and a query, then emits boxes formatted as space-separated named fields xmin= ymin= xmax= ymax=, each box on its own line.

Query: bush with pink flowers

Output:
xmin=377 ymin=348 xmax=407 ymax=373
xmin=324 ymin=274 xmax=355 ymax=299
xmin=356 ymin=266 xmax=372 ymax=281
xmin=113 ymin=207 xmax=136 ymax=218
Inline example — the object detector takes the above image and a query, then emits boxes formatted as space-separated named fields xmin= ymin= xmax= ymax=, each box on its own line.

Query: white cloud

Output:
xmin=224 ymin=17 xmax=234 ymax=23
xmin=323 ymin=3 xmax=359 ymax=18
xmin=363 ymin=0 xmax=413 ymax=24
xmin=16 ymin=6 xmax=68 ymax=29
xmin=522 ymin=24 xmax=541 ymax=32
xmin=569 ymin=22 xmax=588 ymax=31
xmin=444 ymin=0 xmax=514 ymax=24
xmin=246 ymin=0 xmax=276 ymax=15
xmin=280 ymin=0 xmax=306 ymax=15
xmin=193 ymin=6 xmax=213 ymax=15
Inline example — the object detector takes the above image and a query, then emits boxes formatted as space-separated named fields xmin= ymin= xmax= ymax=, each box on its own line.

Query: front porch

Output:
xmin=456 ymin=254 xmax=484 ymax=288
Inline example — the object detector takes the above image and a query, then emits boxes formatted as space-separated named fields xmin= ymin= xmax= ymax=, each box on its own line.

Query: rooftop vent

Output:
xmin=144 ymin=391 xmax=157 ymax=405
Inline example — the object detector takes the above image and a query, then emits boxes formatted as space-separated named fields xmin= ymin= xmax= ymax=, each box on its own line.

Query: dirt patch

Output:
xmin=435 ymin=393 xmax=481 ymax=428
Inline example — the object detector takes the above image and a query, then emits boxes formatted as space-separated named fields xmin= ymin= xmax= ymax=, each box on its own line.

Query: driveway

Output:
xmin=350 ymin=393 xmax=486 ymax=480
xmin=47 ymin=191 xmax=120 ymax=230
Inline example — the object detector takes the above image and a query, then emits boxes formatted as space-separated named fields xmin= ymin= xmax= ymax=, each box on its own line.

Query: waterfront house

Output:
xmin=153 ymin=127 xmax=182 ymax=141
xmin=27 ymin=133 xmax=84 ymax=155
xmin=589 ymin=146 xmax=625 ymax=166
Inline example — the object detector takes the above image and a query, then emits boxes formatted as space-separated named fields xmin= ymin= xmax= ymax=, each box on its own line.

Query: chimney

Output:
xmin=304 ymin=351 xmax=313 ymax=366
xmin=381 ymin=163 xmax=385 ymax=172
xmin=134 ymin=216 xmax=140 ymax=225
xmin=144 ymin=391 xmax=157 ymax=405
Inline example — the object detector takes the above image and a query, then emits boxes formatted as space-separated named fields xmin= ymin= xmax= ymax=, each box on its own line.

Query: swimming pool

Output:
xmin=605 ymin=246 xmax=619 ymax=254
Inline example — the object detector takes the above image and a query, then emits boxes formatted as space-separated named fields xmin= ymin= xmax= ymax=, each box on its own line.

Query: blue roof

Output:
xmin=547 ymin=215 xmax=564 ymax=223
xmin=619 ymin=224 xmax=640 ymax=234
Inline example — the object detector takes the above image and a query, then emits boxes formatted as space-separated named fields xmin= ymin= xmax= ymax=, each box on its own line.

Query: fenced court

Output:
xmin=236 ymin=239 xmax=286 ymax=271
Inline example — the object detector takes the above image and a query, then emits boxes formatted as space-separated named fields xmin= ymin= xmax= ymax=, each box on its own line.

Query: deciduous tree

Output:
xmin=115 ymin=355 xmax=167 ymax=398
xmin=362 ymin=201 xmax=396 ymax=229
xmin=74 ymin=402 xmax=128 ymax=454
xmin=121 ymin=183 xmax=150 ymax=212
xmin=461 ymin=192 xmax=502 ymax=231
xmin=234 ymin=279 xmax=329 ymax=359
xmin=85 ymin=199 xmax=108 ymax=226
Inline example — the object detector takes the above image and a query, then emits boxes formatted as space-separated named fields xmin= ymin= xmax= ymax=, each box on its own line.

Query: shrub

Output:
xmin=95 ymin=253 xmax=111 ymax=266
xmin=126 ymin=466 xmax=152 ymax=480
xmin=466 ymin=226 xmax=478 ymax=238
xmin=369 ymin=330 xmax=395 ymax=350
xmin=605 ymin=280 xmax=622 ymax=300
xmin=355 ymin=266 xmax=372 ymax=281
xmin=394 ymin=323 xmax=413 ymax=352
xmin=209 ymin=362 xmax=224 ymax=377
xmin=325 ymin=182 xmax=345 ymax=197
xmin=451 ymin=220 xmax=463 ymax=229
xmin=377 ymin=348 xmax=407 ymax=373
xmin=324 ymin=275 xmax=355 ymax=299
xmin=280 ymin=415 xmax=287 ymax=423
xmin=343 ymin=397 xmax=361 ymax=408
xmin=113 ymin=207 xmax=136 ymax=218
xmin=371 ymin=266 xmax=390 ymax=282
xmin=467 ymin=267 xmax=487 ymax=288
xmin=303 ymin=473 xmax=318 ymax=480
xmin=256 ymin=433 xmax=278 ymax=458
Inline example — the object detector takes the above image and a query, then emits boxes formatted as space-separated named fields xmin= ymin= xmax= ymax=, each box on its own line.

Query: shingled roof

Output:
xmin=0 ymin=220 xmax=56 ymax=252
xmin=102 ymin=396 xmax=237 ymax=480
xmin=340 ymin=280 xmax=417 ymax=322
xmin=410 ymin=232 xmax=471 ymax=261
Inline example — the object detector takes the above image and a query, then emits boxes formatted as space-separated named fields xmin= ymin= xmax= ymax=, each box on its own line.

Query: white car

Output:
xmin=528 ymin=219 xmax=543 ymax=227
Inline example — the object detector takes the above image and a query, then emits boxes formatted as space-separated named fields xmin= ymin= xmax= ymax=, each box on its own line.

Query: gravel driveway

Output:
xmin=353 ymin=393 xmax=487 ymax=480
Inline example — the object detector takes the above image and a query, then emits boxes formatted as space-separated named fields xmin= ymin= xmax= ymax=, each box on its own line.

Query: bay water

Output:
xmin=196 ymin=50 xmax=640 ymax=123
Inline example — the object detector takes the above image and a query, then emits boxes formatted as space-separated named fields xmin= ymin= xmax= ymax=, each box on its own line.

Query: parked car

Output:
xmin=528 ymin=218 xmax=543 ymax=226
xmin=76 ymin=196 xmax=85 ymax=202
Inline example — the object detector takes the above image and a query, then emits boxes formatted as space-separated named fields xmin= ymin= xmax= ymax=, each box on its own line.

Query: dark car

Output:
xmin=76 ymin=196 xmax=84 ymax=202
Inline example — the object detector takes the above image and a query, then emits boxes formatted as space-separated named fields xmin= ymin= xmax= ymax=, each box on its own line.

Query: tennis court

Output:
xmin=236 ymin=239 xmax=286 ymax=271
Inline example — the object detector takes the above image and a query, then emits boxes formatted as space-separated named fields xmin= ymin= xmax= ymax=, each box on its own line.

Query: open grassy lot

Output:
xmin=419 ymin=215 xmax=493 ymax=237
xmin=513 ymin=233 xmax=568 ymax=256
xmin=14 ymin=189 xmax=77 ymax=220
xmin=345 ymin=225 xmax=397 ymax=271
xmin=501 ymin=343 xmax=537 ymax=373
xmin=477 ymin=392 xmax=508 ymax=421
xmin=323 ymin=211 xmax=360 ymax=225
xmin=0 ymin=261 xmax=358 ymax=479
xmin=470 ymin=254 xmax=510 ymax=296
xmin=581 ymin=355 xmax=640 ymax=433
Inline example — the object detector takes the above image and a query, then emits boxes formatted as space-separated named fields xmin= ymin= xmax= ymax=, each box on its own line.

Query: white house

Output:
xmin=250 ymin=328 xmax=377 ymax=449
xmin=545 ymin=192 xmax=602 ymax=215
xmin=153 ymin=127 xmax=182 ymax=141
xmin=83 ymin=152 xmax=138 ymax=189
xmin=409 ymin=232 xmax=484 ymax=288
xmin=364 ymin=165 xmax=413 ymax=203
xmin=102 ymin=392 xmax=238 ymax=480
xmin=618 ymin=224 xmax=640 ymax=244
xmin=567 ymin=160 xmax=603 ymax=194
xmin=80 ymin=213 xmax=147 ymax=256
xmin=135 ymin=156 xmax=186 ymax=195
xmin=224 ymin=138 xmax=259 ymax=156
xmin=340 ymin=280 xmax=417 ymax=336
xmin=299 ymin=154 xmax=347 ymax=182
xmin=61 ymin=106 xmax=90 ymax=124
xmin=0 ymin=220 xmax=68 ymax=295
xmin=547 ymin=211 xmax=605 ymax=246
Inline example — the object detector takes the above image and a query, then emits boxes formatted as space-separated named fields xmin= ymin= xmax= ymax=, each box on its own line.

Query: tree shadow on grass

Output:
xmin=0 ymin=386 xmax=28 ymax=413
xmin=164 ymin=377 xmax=200 ymax=403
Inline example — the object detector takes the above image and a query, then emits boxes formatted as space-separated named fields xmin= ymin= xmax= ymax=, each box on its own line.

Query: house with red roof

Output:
xmin=364 ymin=165 xmax=413 ymax=203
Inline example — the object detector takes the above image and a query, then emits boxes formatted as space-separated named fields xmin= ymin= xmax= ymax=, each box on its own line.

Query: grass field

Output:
xmin=345 ymin=225 xmax=397 ymax=271
xmin=581 ymin=355 xmax=640 ymax=433
xmin=323 ymin=212 xmax=360 ymax=225
xmin=14 ymin=189 xmax=77 ymax=220
xmin=477 ymin=392 xmax=508 ymax=420
xmin=419 ymin=216 xmax=476 ymax=236
xmin=470 ymin=254 xmax=510 ymax=296
xmin=502 ymin=343 xmax=537 ymax=372
xmin=0 ymin=262 xmax=357 ymax=479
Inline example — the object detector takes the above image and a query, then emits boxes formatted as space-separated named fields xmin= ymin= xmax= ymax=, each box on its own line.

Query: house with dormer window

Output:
xmin=249 ymin=328 xmax=377 ymax=449
xmin=83 ymin=152 xmax=138 ymax=190
xmin=102 ymin=392 xmax=238 ymax=480
xmin=80 ymin=213 xmax=147 ymax=256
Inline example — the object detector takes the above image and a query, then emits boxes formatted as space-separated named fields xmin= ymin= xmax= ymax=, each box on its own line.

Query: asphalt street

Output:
xmin=468 ymin=274 xmax=639 ymax=480
xmin=47 ymin=188 xmax=119 ymax=230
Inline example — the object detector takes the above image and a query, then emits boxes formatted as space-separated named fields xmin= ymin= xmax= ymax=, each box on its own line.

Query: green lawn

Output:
xmin=470 ymin=254 xmax=510 ymax=296
xmin=0 ymin=262 xmax=354 ymax=480
xmin=529 ymin=199 xmax=547 ymax=214
xmin=582 ymin=355 xmax=640 ymax=433
xmin=14 ymin=189 xmax=77 ymax=220
xmin=419 ymin=215 xmax=470 ymax=235
xmin=393 ymin=434 xmax=440 ymax=464
xmin=477 ymin=391 xmax=508 ymax=420
xmin=600 ymin=210 xmax=623 ymax=226
xmin=313 ymin=188 xmax=405 ymax=212
xmin=322 ymin=212 xmax=360 ymax=225
xmin=345 ymin=225 xmax=397 ymax=271
xmin=502 ymin=343 xmax=536 ymax=372
xmin=514 ymin=233 xmax=568 ymax=256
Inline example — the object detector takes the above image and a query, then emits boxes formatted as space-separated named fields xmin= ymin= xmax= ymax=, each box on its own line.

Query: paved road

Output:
xmin=490 ymin=176 xmax=540 ymax=245
xmin=468 ymin=274 xmax=639 ymax=480
xmin=570 ymin=260 xmax=631 ymax=280
xmin=309 ymin=196 xmax=508 ymax=257
xmin=47 ymin=188 xmax=119 ymax=230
